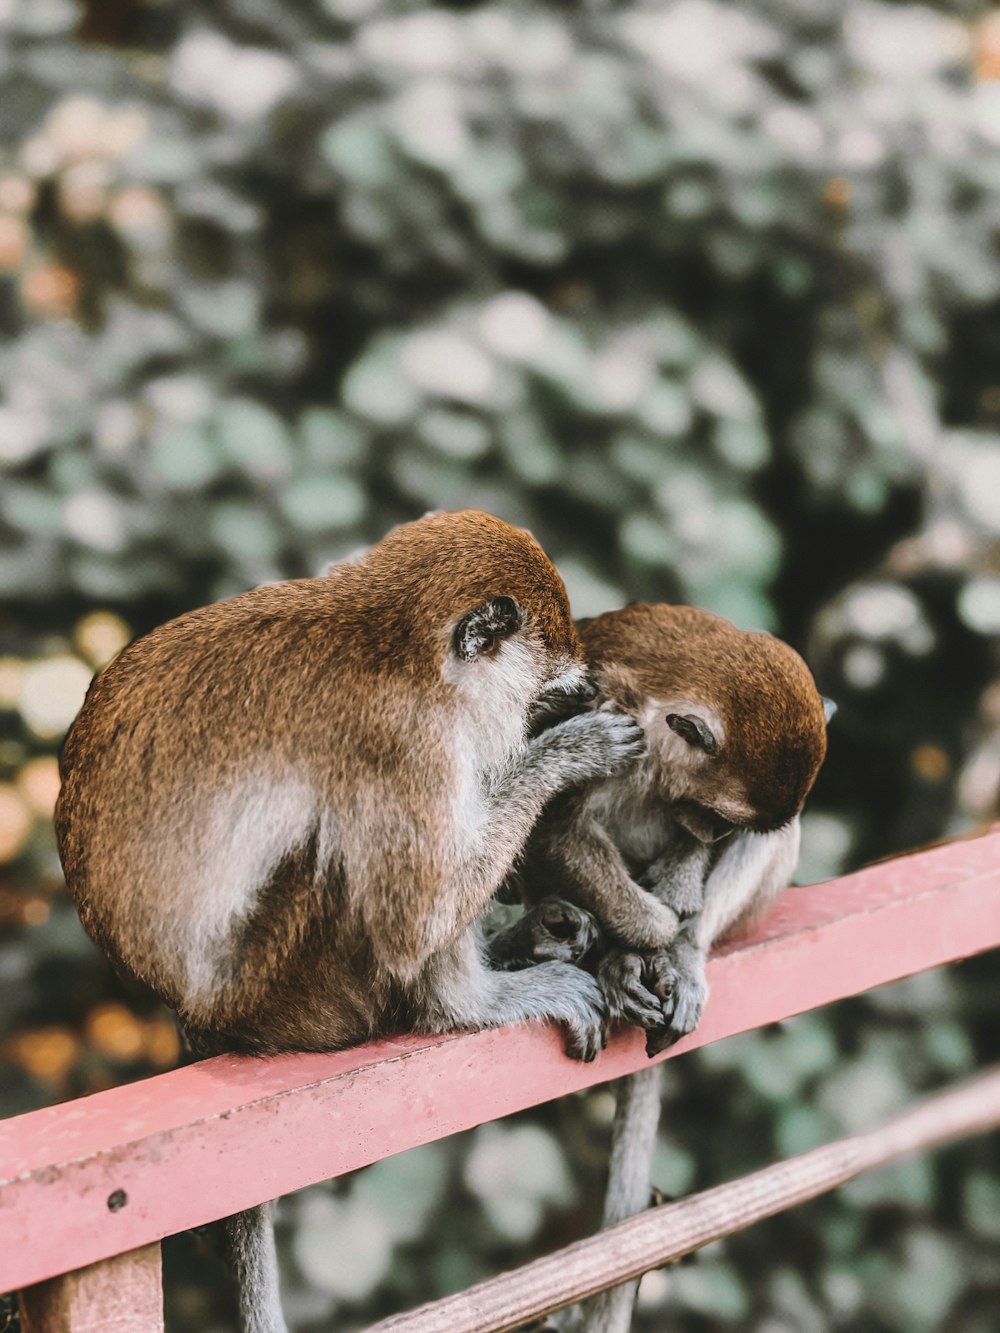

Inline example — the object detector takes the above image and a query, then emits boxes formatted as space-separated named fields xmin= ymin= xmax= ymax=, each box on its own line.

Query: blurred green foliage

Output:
xmin=2 ymin=0 xmax=1000 ymax=1329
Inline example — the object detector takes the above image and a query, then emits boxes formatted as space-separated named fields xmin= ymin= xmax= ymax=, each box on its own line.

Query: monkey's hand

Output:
xmin=537 ymin=964 xmax=608 ymax=1063
xmin=485 ymin=898 xmax=604 ymax=971
xmin=643 ymin=947 xmax=708 ymax=1057
xmin=597 ymin=949 xmax=665 ymax=1036
xmin=526 ymin=703 xmax=646 ymax=791
xmin=526 ymin=673 xmax=598 ymax=736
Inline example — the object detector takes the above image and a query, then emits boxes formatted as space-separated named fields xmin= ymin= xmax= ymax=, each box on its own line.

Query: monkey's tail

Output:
xmin=215 ymin=1203 xmax=288 ymax=1333
xmin=584 ymin=1064 xmax=662 ymax=1333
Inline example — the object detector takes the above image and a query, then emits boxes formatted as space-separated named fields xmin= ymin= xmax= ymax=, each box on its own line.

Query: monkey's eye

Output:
xmin=706 ymin=812 xmax=736 ymax=840
xmin=665 ymin=713 xmax=718 ymax=755
xmin=676 ymin=802 xmax=736 ymax=843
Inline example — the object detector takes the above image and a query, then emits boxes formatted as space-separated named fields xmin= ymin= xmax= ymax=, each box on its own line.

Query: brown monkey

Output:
xmin=55 ymin=510 xmax=646 ymax=1333
xmin=497 ymin=602 xmax=830 ymax=1332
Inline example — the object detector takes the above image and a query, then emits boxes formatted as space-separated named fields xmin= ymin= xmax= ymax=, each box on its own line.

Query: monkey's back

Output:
xmin=55 ymin=510 xmax=584 ymax=1051
xmin=56 ymin=572 xmax=442 ymax=1046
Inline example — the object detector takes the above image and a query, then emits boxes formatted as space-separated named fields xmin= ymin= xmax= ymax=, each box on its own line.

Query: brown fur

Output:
xmin=515 ymin=602 xmax=828 ymax=951
xmin=55 ymin=509 xmax=654 ymax=1333
xmin=505 ymin=603 xmax=830 ymax=1333
xmin=582 ymin=602 xmax=827 ymax=831
xmin=55 ymin=510 xmax=635 ymax=1055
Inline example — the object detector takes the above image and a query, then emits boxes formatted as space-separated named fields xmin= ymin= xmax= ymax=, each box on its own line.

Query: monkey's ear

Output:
xmin=666 ymin=713 xmax=719 ymax=756
xmin=822 ymin=696 xmax=837 ymax=723
xmin=453 ymin=596 xmax=524 ymax=661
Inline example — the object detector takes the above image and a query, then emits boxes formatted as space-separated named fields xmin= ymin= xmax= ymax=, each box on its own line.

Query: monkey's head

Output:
xmin=580 ymin=603 xmax=830 ymax=839
xmin=360 ymin=510 xmax=590 ymax=709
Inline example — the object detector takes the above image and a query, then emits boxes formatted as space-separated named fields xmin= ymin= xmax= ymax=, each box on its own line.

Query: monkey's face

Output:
xmin=634 ymin=698 xmax=760 ymax=835
xmin=637 ymin=695 xmax=824 ymax=839
xmin=581 ymin=602 xmax=829 ymax=836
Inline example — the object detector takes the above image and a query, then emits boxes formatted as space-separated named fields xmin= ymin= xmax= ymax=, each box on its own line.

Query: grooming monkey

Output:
xmin=55 ymin=510 xmax=647 ymax=1333
xmin=497 ymin=602 xmax=830 ymax=1333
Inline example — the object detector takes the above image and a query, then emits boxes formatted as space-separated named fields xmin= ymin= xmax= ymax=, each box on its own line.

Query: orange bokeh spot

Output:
xmin=823 ymin=178 xmax=853 ymax=210
xmin=20 ymin=261 xmax=79 ymax=318
xmin=85 ymin=1002 xmax=147 ymax=1062
xmin=5 ymin=1028 xmax=79 ymax=1083
xmin=912 ymin=744 xmax=950 ymax=782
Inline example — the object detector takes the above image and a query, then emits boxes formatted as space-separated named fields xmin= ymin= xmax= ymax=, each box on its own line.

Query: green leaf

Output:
xmin=320 ymin=116 xmax=396 ymax=188
xmin=215 ymin=399 xmax=294 ymax=482
xmin=279 ymin=473 xmax=366 ymax=531
xmin=148 ymin=424 xmax=225 ymax=491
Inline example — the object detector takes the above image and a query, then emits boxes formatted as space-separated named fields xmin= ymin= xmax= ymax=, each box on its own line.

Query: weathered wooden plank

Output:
xmin=363 ymin=1066 xmax=1000 ymax=1332
xmin=2 ymin=829 xmax=999 ymax=1292
xmin=18 ymin=1244 xmax=163 ymax=1333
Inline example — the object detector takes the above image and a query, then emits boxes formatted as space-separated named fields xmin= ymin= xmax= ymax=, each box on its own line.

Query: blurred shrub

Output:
xmin=1 ymin=1 xmax=999 ymax=1330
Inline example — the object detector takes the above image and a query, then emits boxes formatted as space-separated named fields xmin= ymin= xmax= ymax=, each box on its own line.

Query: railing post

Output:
xmin=18 ymin=1243 xmax=164 ymax=1333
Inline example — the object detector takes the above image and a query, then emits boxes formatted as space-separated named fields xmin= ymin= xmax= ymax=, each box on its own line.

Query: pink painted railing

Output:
xmin=4 ymin=829 xmax=1000 ymax=1331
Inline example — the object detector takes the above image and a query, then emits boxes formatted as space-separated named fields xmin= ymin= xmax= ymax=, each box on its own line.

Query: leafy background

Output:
xmin=1 ymin=0 xmax=999 ymax=1329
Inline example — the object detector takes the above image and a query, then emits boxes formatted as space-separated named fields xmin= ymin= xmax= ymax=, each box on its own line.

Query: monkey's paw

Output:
xmin=597 ymin=949 xmax=665 ymax=1035
xmin=524 ymin=898 xmax=603 ymax=965
xmin=535 ymin=705 xmax=646 ymax=787
xmin=547 ymin=964 xmax=607 ymax=1063
xmin=485 ymin=898 xmax=603 ymax=970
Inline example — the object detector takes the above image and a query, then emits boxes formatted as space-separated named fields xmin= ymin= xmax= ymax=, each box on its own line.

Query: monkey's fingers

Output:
xmin=591 ymin=700 xmax=648 ymax=767
xmin=597 ymin=951 xmax=664 ymax=1031
xmin=566 ymin=1025 xmax=604 ymax=1063
xmin=642 ymin=951 xmax=680 ymax=1006
xmin=645 ymin=975 xmax=706 ymax=1055
xmin=534 ymin=707 xmax=646 ymax=786
xmin=613 ymin=981 xmax=665 ymax=1031
xmin=645 ymin=1024 xmax=684 ymax=1057
xmin=563 ymin=1003 xmax=608 ymax=1062
xmin=552 ymin=967 xmax=607 ymax=1064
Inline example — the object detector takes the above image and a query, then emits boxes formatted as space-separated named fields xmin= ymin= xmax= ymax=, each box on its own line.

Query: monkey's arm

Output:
xmin=695 ymin=816 xmax=801 ymax=946
xmin=362 ymin=707 xmax=645 ymax=975
xmin=531 ymin=814 xmax=682 ymax=951
xmin=638 ymin=828 xmax=713 ymax=919
xmin=644 ymin=818 xmax=802 ymax=1053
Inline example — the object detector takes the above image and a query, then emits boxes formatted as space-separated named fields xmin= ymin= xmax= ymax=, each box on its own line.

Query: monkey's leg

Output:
xmin=584 ymin=1066 xmax=663 ymax=1333
xmin=420 ymin=929 xmax=609 ymax=1061
xmin=539 ymin=819 xmax=681 ymax=951
xmin=484 ymin=897 xmax=605 ymax=971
